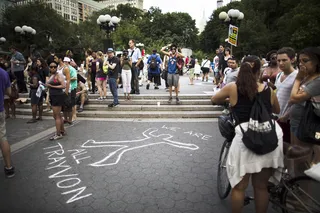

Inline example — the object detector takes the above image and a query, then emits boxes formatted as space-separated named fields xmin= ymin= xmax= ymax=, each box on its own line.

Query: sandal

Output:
xmin=49 ymin=134 xmax=63 ymax=141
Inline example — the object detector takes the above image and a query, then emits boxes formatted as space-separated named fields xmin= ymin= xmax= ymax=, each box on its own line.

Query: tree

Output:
xmin=200 ymin=0 xmax=320 ymax=58
xmin=1 ymin=1 xmax=78 ymax=56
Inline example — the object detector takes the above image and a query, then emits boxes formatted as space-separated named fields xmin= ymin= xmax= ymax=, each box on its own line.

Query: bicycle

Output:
xmin=217 ymin=115 xmax=320 ymax=213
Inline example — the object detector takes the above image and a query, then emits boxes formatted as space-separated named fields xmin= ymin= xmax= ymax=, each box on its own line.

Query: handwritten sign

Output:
xmin=228 ymin=24 xmax=238 ymax=47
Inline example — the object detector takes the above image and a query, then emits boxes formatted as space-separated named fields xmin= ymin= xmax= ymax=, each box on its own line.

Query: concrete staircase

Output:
xmin=15 ymin=93 xmax=222 ymax=119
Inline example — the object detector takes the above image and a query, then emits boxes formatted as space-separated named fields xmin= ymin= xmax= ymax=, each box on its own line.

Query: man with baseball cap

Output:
xmin=106 ymin=48 xmax=120 ymax=107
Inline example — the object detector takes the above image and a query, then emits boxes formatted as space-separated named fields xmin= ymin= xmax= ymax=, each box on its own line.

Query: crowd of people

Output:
xmin=0 ymin=39 xmax=319 ymax=213
xmin=212 ymin=46 xmax=320 ymax=213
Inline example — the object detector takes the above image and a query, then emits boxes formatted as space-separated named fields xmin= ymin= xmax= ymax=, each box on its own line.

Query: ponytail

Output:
xmin=236 ymin=56 xmax=261 ymax=101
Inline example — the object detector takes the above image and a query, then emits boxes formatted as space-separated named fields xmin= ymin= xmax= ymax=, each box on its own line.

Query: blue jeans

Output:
xmin=108 ymin=78 xmax=118 ymax=105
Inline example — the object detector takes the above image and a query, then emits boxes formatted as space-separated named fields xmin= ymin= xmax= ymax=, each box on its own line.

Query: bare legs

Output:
xmin=102 ymin=80 xmax=107 ymax=98
xmin=97 ymin=79 xmax=103 ymax=98
xmin=52 ymin=106 xmax=64 ymax=135
xmin=4 ymin=99 xmax=15 ymax=119
xmin=231 ymin=168 xmax=272 ymax=213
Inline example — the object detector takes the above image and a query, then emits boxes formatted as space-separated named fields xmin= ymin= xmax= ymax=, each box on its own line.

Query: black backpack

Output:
xmin=149 ymin=56 xmax=157 ymax=70
xmin=235 ymin=88 xmax=278 ymax=155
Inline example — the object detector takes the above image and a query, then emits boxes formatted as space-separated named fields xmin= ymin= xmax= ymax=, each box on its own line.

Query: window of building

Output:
xmin=63 ymin=13 xmax=70 ymax=20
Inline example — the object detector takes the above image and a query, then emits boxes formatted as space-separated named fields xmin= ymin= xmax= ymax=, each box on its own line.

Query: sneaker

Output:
xmin=130 ymin=90 xmax=135 ymax=94
xmin=61 ymin=131 xmax=67 ymax=136
xmin=114 ymin=103 xmax=119 ymax=107
xmin=97 ymin=97 xmax=103 ymax=101
xmin=146 ymin=84 xmax=150 ymax=90
xmin=103 ymin=97 xmax=107 ymax=100
xmin=168 ymin=97 xmax=173 ymax=103
xmin=176 ymin=97 xmax=181 ymax=105
xmin=4 ymin=167 xmax=15 ymax=178
xmin=135 ymin=91 xmax=140 ymax=95
xmin=49 ymin=134 xmax=63 ymax=141
xmin=78 ymin=107 xmax=83 ymax=112
xmin=108 ymin=103 xmax=115 ymax=108
xmin=154 ymin=86 xmax=159 ymax=90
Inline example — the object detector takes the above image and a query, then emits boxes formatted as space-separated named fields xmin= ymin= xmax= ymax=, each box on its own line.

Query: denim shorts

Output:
xmin=0 ymin=111 xmax=7 ymax=143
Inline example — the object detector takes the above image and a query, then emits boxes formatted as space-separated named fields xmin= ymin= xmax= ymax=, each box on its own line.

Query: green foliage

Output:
xmin=200 ymin=0 xmax=320 ymax=58
xmin=1 ymin=1 xmax=79 ymax=56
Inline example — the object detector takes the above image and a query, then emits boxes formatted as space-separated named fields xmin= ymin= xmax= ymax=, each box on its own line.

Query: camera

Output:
xmin=122 ymin=50 xmax=128 ymax=58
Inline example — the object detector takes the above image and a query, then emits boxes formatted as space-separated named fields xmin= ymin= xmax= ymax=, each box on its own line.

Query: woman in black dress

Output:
xmin=46 ymin=62 xmax=66 ymax=140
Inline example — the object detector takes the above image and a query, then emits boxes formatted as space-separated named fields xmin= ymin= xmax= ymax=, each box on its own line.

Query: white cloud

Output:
xmin=143 ymin=0 xmax=218 ymax=30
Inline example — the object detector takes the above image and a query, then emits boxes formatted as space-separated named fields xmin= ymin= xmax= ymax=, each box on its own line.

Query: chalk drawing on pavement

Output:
xmin=81 ymin=128 xmax=199 ymax=167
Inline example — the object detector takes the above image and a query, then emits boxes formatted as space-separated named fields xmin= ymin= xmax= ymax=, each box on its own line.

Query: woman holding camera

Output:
xmin=121 ymin=50 xmax=132 ymax=100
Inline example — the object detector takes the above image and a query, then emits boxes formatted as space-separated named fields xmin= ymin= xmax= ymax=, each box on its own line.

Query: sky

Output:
xmin=143 ymin=0 xmax=222 ymax=29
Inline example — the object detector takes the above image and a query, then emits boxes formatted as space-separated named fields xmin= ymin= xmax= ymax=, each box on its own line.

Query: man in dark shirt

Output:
xmin=106 ymin=48 xmax=120 ymax=108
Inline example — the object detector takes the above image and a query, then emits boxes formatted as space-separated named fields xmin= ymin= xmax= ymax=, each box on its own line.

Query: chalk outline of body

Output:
xmin=81 ymin=128 xmax=199 ymax=167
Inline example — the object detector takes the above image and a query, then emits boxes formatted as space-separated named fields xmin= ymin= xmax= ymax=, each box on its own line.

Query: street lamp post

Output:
xmin=0 ymin=37 xmax=6 ymax=44
xmin=219 ymin=9 xmax=244 ymax=54
xmin=97 ymin=14 xmax=120 ymax=53
xmin=14 ymin=25 xmax=36 ymax=56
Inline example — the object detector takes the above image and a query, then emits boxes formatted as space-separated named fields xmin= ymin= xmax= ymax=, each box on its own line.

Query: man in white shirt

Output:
xmin=201 ymin=56 xmax=211 ymax=82
xmin=274 ymin=47 xmax=298 ymax=143
xmin=128 ymin=39 xmax=143 ymax=95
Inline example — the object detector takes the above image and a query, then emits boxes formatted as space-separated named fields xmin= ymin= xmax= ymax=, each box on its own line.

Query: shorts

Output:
xmin=189 ymin=68 xmax=195 ymax=78
xmin=50 ymin=94 xmax=65 ymax=107
xmin=62 ymin=93 xmax=72 ymax=112
xmin=201 ymin=67 xmax=210 ymax=74
xmin=148 ymin=73 xmax=161 ymax=85
xmin=76 ymin=93 xmax=88 ymax=105
xmin=167 ymin=73 xmax=179 ymax=87
xmin=71 ymin=89 xmax=76 ymax=107
xmin=30 ymin=89 xmax=43 ymax=105
xmin=214 ymin=72 xmax=220 ymax=79
xmin=0 ymin=111 xmax=7 ymax=143
xmin=96 ymin=77 xmax=106 ymax=81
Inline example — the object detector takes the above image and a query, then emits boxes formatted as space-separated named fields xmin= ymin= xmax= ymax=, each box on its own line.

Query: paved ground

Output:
xmin=0 ymin=120 xmax=267 ymax=213
xmin=6 ymin=118 xmax=54 ymax=145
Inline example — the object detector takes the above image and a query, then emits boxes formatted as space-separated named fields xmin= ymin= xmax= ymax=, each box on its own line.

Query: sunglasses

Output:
xmin=299 ymin=58 xmax=312 ymax=64
xmin=50 ymin=66 xmax=57 ymax=69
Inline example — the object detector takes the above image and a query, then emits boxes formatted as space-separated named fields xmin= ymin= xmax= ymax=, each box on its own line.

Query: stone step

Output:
xmin=16 ymin=99 xmax=213 ymax=105
xmin=17 ymin=104 xmax=222 ymax=111
xmin=18 ymin=93 xmax=212 ymax=100
xmin=15 ymin=108 xmax=221 ymax=118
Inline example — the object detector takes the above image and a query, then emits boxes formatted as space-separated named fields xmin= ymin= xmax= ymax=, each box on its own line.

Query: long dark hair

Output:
xmin=297 ymin=47 xmax=320 ymax=74
xmin=236 ymin=55 xmax=261 ymax=101
xmin=38 ymin=58 xmax=48 ymax=69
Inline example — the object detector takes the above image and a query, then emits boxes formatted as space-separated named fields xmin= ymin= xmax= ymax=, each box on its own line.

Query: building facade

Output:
xmin=0 ymin=0 xmax=14 ymax=23
xmin=99 ymin=0 xmax=143 ymax=10
xmin=14 ymin=0 xmax=106 ymax=23
xmin=217 ymin=0 xmax=241 ymax=9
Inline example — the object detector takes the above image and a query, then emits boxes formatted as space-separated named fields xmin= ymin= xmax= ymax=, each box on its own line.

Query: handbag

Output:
xmin=200 ymin=60 xmax=209 ymax=71
xmin=103 ymin=65 xmax=108 ymax=74
xmin=297 ymin=100 xmax=320 ymax=145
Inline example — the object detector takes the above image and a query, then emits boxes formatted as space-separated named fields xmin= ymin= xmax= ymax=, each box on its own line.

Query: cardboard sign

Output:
xmin=228 ymin=24 xmax=238 ymax=46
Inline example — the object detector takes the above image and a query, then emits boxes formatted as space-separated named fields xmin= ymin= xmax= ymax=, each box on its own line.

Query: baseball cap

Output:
xmin=63 ymin=57 xmax=71 ymax=62
xmin=107 ymin=48 xmax=114 ymax=52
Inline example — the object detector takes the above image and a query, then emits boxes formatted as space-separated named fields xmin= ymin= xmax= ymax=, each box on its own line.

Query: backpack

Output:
xmin=149 ymin=56 xmax=158 ymax=70
xmin=235 ymin=88 xmax=278 ymax=155
xmin=176 ymin=57 xmax=184 ymax=71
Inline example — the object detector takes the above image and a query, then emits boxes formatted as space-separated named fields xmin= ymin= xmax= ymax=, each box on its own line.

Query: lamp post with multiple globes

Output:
xmin=218 ymin=9 xmax=244 ymax=54
xmin=97 ymin=14 xmax=120 ymax=52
